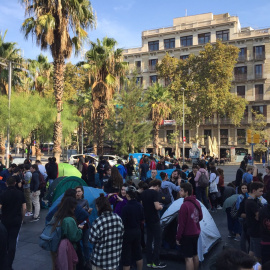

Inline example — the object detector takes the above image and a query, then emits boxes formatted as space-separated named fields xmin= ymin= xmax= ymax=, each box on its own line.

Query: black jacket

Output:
xmin=30 ymin=171 xmax=40 ymax=192
xmin=46 ymin=162 xmax=58 ymax=179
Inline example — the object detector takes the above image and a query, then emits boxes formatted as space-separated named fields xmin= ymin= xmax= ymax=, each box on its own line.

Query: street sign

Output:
xmin=183 ymin=136 xmax=186 ymax=142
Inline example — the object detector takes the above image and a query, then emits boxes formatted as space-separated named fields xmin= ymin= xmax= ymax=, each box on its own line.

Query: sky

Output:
xmin=1 ymin=0 xmax=270 ymax=63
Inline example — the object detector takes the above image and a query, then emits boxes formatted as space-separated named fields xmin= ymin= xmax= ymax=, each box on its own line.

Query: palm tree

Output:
xmin=146 ymin=83 xmax=172 ymax=155
xmin=0 ymin=30 xmax=22 ymax=160
xmin=21 ymin=0 xmax=95 ymax=162
xmin=82 ymin=37 xmax=127 ymax=155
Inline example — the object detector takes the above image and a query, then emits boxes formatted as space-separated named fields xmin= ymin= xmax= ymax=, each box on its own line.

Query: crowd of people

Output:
xmin=0 ymin=153 xmax=270 ymax=270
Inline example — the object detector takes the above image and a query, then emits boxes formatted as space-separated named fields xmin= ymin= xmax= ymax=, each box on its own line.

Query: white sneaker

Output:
xmin=25 ymin=212 xmax=33 ymax=217
xmin=217 ymin=205 xmax=222 ymax=210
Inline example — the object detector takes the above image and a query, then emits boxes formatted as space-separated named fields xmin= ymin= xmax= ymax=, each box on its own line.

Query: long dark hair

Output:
xmin=210 ymin=166 xmax=219 ymax=176
xmin=96 ymin=194 xmax=112 ymax=216
xmin=110 ymin=166 xmax=123 ymax=191
xmin=52 ymin=197 xmax=77 ymax=231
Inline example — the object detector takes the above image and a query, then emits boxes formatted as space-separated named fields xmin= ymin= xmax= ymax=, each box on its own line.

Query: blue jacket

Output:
xmin=115 ymin=164 xmax=127 ymax=179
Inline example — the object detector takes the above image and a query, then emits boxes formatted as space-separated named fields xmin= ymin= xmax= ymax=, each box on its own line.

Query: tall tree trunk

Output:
xmin=53 ymin=57 xmax=65 ymax=163
xmin=35 ymin=141 xmax=42 ymax=161
xmin=217 ymin=114 xmax=220 ymax=158
xmin=0 ymin=132 xmax=5 ymax=164
xmin=96 ymin=105 xmax=106 ymax=156
xmin=153 ymin=122 xmax=159 ymax=155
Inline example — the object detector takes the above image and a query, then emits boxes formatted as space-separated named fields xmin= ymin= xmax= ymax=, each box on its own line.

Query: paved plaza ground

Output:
xmin=12 ymin=163 xmax=266 ymax=270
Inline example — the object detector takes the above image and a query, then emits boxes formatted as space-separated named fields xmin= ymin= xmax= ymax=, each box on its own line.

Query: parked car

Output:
xmin=69 ymin=154 xmax=99 ymax=167
xmin=103 ymin=155 xmax=127 ymax=167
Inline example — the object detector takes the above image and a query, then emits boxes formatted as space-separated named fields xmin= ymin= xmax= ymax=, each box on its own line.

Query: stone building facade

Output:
xmin=123 ymin=13 xmax=270 ymax=161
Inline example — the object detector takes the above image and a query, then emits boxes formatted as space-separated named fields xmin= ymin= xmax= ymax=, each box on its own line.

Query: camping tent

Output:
xmin=58 ymin=163 xmax=81 ymax=178
xmin=49 ymin=186 xmax=105 ymax=224
xmin=160 ymin=198 xmax=221 ymax=261
xmin=45 ymin=176 xmax=66 ymax=203
xmin=52 ymin=176 xmax=87 ymax=203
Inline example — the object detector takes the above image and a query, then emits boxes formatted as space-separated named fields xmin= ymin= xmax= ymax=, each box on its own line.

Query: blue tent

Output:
xmin=147 ymin=169 xmax=175 ymax=180
xmin=49 ymin=186 xmax=106 ymax=224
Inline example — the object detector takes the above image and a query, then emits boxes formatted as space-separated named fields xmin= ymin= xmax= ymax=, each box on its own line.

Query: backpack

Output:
xmin=198 ymin=171 xmax=209 ymax=188
xmin=159 ymin=187 xmax=171 ymax=205
xmin=39 ymin=219 xmax=61 ymax=252
xmin=230 ymin=201 xmax=238 ymax=219
xmin=38 ymin=172 xmax=46 ymax=190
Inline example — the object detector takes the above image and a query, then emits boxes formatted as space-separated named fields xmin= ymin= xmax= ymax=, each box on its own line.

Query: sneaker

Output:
xmin=234 ymin=235 xmax=241 ymax=241
xmin=28 ymin=212 xmax=33 ymax=216
xmin=30 ymin=217 xmax=40 ymax=222
xmin=146 ymin=264 xmax=153 ymax=268
xmin=217 ymin=205 xmax=222 ymax=210
xmin=25 ymin=212 xmax=30 ymax=217
xmin=228 ymin=232 xmax=236 ymax=238
xmin=152 ymin=262 xmax=167 ymax=269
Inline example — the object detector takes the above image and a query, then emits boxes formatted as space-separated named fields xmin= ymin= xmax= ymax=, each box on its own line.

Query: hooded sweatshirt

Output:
xmin=176 ymin=195 xmax=203 ymax=242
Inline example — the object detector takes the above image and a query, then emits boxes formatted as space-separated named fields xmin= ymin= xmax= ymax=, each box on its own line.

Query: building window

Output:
xmin=216 ymin=29 xmax=229 ymax=41
xmin=255 ymin=84 xmax=263 ymax=101
xmin=252 ymin=105 xmax=267 ymax=117
xmin=198 ymin=32 xmax=210 ymax=44
xmin=220 ymin=129 xmax=228 ymax=145
xmin=254 ymin=45 xmax=265 ymax=60
xmin=164 ymin=38 xmax=175 ymax=49
xmin=204 ymin=129 xmax=212 ymax=139
xmin=148 ymin=41 xmax=159 ymax=51
xmin=237 ymin=129 xmax=246 ymax=145
xmin=167 ymin=130 xmax=174 ymax=143
xmin=255 ymin=64 xmax=263 ymax=79
xmin=136 ymin=77 xmax=143 ymax=85
xmin=237 ymin=86 xmax=245 ymax=98
xmin=135 ymin=61 xmax=141 ymax=72
xmin=149 ymin=59 xmax=158 ymax=72
xmin=238 ymin=48 xmax=247 ymax=62
xmin=180 ymin=35 xmax=193 ymax=47
xmin=180 ymin=55 xmax=189 ymax=60
xmin=234 ymin=66 xmax=247 ymax=81
xmin=149 ymin=75 xmax=158 ymax=85
xmin=164 ymin=77 xmax=171 ymax=87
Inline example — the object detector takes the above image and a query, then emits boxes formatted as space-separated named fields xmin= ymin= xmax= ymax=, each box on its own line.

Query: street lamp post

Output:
xmin=6 ymin=61 xmax=12 ymax=168
xmin=182 ymin=88 xmax=185 ymax=165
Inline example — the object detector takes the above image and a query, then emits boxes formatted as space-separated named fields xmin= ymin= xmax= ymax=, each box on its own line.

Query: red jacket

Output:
xmin=176 ymin=196 xmax=203 ymax=242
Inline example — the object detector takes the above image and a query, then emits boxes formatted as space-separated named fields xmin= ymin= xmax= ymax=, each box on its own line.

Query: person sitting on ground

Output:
xmin=215 ymin=248 xmax=257 ymax=270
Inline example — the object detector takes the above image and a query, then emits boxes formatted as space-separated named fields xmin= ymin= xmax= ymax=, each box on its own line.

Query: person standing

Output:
xmin=30 ymin=164 xmax=40 ymax=222
xmin=89 ymin=194 xmax=124 ymax=270
xmin=115 ymin=159 xmax=127 ymax=181
xmin=263 ymin=166 xmax=270 ymax=194
xmin=243 ymin=167 xmax=254 ymax=185
xmin=262 ymin=155 xmax=266 ymax=169
xmin=87 ymin=159 xmax=96 ymax=187
xmin=194 ymin=162 xmax=210 ymax=209
xmin=188 ymin=165 xmax=198 ymax=195
xmin=245 ymin=182 xmax=264 ymax=260
xmin=141 ymin=180 xmax=166 ymax=268
xmin=121 ymin=186 xmax=144 ymax=270
xmin=235 ymin=161 xmax=246 ymax=189
xmin=46 ymin=157 xmax=58 ymax=186
xmin=0 ymin=176 xmax=26 ymax=270
xmin=176 ymin=182 xmax=203 ymax=270
xmin=140 ymin=157 xmax=149 ymax=181
xmin=0 ymin=164 xmax=17 ymax=195
xmin=23 ymin=164 xmax=33 ymax=216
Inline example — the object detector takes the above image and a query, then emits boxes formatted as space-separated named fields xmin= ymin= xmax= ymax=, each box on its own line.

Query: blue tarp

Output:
xmin=49 ymin=186 xmax=106 ymax=224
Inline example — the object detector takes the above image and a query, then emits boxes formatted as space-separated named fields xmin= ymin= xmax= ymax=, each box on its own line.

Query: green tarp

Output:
xmin=52 ymin=176 xmax=87 ymax=203
xmin=58 ymin=163 xmax=81 ymax=178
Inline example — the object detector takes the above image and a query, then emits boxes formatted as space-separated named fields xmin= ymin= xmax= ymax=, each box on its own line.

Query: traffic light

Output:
xmin=253 ymin=134 xmax=260 ymax=144
xmin=247 ymin=129 xmax=252 ymax=143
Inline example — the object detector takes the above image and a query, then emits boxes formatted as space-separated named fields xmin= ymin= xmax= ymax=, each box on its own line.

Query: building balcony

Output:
xmin=238 ymin=55 xmax=246 ymax=62
xmin=148 ymin=65 xmax=157 ymax=72
xmin=255 ymin=94 xmax=264 ymax=101
xmin=254 ymin=53 xmax=265 ymax=61
xmin=255 ymin=73 xmax=263 ymax=80
xmin=234 ymin=74 xmax=247 ymax=82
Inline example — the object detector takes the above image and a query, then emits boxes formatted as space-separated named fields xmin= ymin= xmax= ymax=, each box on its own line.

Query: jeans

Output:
xmin=226 ymin=208 xmax=241 ymax=234
xmin=2 ymin=223 xmax=21 ymax=270
xmin=146 ymin=222 xmax=162 ymax=265
xmin=196 ymin=186 xmax=210 ymax=209
xmin=30 ymin=190 xmax=40 ymax=218
xmin=82 ymin=227 xmax=90 ymax=263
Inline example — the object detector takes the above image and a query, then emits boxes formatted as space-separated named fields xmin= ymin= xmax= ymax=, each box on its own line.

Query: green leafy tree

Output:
xmin=81 ymin=37 xmax=127 ymax=155
xmin=106 ymin=79 xmax=151 ymax=155
xmin=145 ymin=83 xmax=172 ymax=155
xmin=21 ymin=0 xmax=95 ymax=162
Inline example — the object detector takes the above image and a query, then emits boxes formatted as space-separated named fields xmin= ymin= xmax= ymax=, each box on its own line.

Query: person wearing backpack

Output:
xmin=194 ymin=162 xmax=210 ymax=209
xmin=30 ymin=164 xmax=41 ymax=222
xmin=160 ymin=172 xmax=180 ymax=205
